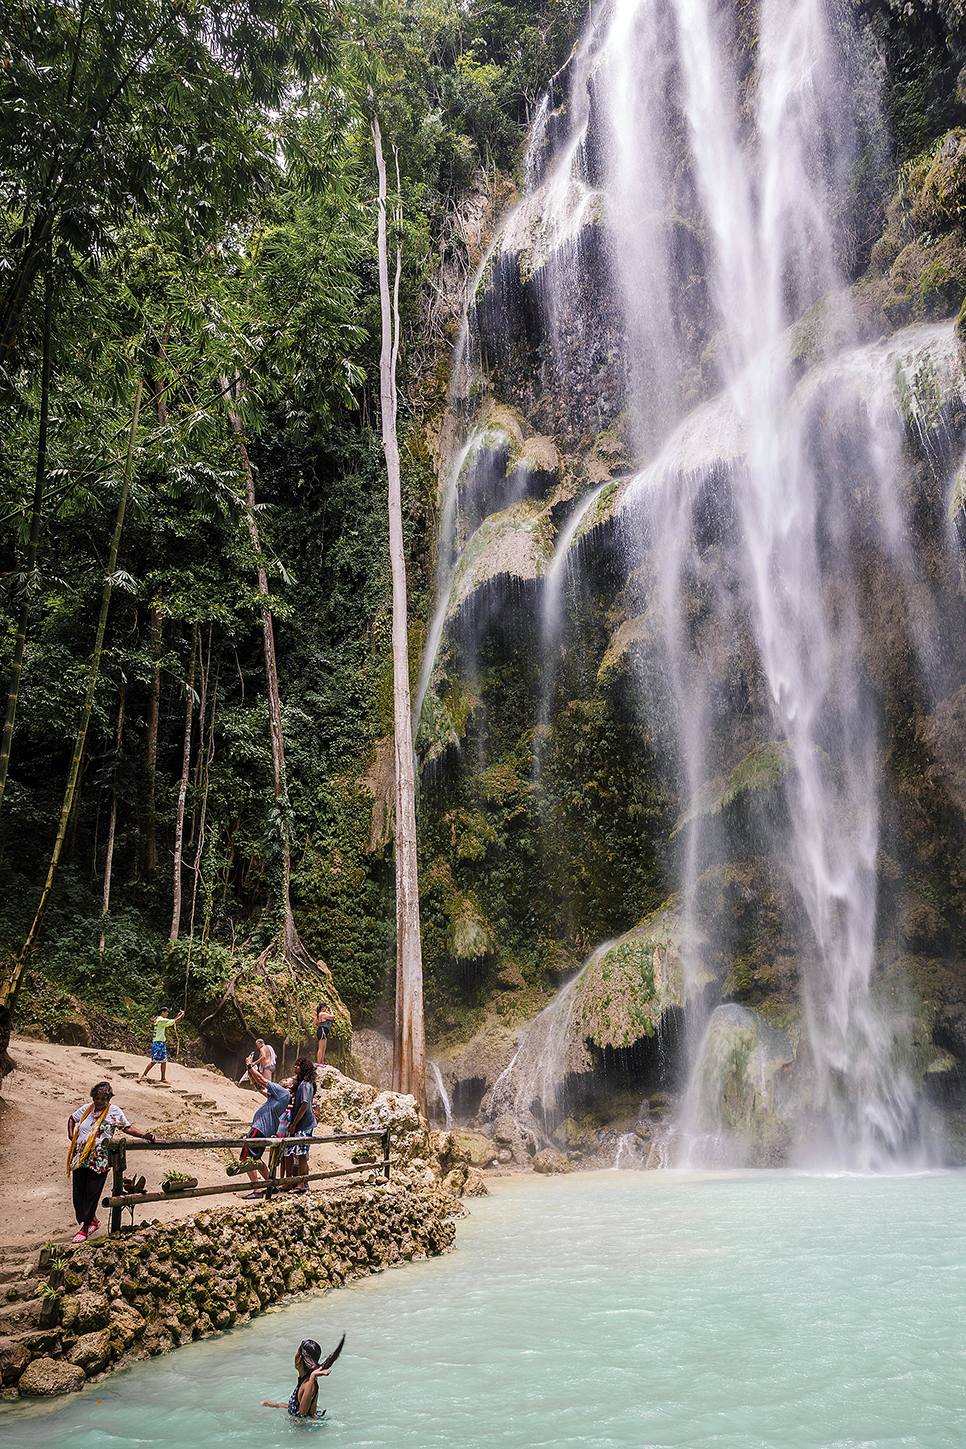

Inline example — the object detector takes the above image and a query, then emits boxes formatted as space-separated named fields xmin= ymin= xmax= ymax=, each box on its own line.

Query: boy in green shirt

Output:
xmin=138 ymin=1005 xmax=184 ymax=1082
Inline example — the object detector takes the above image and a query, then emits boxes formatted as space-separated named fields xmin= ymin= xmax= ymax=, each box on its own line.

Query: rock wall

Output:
xmin=1 ymin=1183 xmax=460 ymax=1400
xmin=413 ymin=0 xmax=966 ymax=1161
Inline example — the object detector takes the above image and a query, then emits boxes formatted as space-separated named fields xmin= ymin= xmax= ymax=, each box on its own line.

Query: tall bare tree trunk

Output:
xmin=138 ymin=602 xmax=162 ymax=877
xmin=225 ymin=395 xmax=298 ymax=955
xmin=169 ymin=622 xmax=197 ymax=944
xmin=0 ymin=379 xmax=143 ymax=1063
xmin=0 ymin=259 xmax=53 ymax=816
xmin=372 ymin=112 xmax=426 ymax=1112
xmin=188 ymin=625 xmax=212 ymax=847
xmin=99 ymin=683 xmax=125 ymax=953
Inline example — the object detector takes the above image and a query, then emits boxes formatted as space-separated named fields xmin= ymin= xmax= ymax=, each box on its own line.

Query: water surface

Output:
xmin=2 ymin=1171 xmax=963 ymax=1448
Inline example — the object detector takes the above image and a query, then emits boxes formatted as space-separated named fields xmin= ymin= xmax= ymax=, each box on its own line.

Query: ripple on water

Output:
xmin=1 ymin=1170 xmax=964 ymax=1449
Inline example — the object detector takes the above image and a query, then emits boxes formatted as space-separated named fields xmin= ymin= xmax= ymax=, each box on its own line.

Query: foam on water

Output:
xmin=5 ymin=1172 xmax=964 ymax=1448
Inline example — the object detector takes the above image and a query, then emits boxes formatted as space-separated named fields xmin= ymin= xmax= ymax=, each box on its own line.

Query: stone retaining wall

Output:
xmin=1 ymin=1183 xmax=460 ymax=1399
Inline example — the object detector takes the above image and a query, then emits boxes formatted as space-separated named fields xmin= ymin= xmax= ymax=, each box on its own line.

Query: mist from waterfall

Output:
xmin=596 ymin=0 xmax=918 ymax=1165
xmin=420 ymin=0 xmax=960 ymax=1167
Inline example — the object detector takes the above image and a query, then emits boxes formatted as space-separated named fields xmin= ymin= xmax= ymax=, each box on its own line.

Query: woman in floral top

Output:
xmin=67 ymin=1081 xmax=156 ymax=1242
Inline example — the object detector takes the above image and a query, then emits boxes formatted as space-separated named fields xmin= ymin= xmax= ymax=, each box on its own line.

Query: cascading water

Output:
xmin=419 ymin=0 xmax=966 ymax=1168
xmin=428 ymin=1060 xmax=454 ymax=1130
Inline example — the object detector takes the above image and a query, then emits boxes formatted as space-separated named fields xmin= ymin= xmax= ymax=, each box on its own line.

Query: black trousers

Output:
xmin=72 ymin=1165 xmax=106 ymax=1230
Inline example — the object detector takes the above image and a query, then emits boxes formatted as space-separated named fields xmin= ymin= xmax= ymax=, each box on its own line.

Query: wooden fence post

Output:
xmin=107 ymin=1138 xmax=126 ymax=1234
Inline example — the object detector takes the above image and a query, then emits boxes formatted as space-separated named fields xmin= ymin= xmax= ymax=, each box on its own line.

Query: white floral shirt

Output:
xmin=70 ymin=1102 xmax=130 ymax=1173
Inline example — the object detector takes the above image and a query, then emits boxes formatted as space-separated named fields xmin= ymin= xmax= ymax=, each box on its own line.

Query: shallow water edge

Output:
xmin=0 ymin=1182 xmax=459 ymax=1402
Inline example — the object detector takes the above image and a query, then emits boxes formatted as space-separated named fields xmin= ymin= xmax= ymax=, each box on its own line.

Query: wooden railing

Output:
xmin=103 ymin=1129 xmax=393 ymax=1233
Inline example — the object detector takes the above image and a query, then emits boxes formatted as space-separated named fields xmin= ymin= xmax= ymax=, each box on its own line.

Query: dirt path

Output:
xmin=0 ymin=1036 xmax=353 ymax=1257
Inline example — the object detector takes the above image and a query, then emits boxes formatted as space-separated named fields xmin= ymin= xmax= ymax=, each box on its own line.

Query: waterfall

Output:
xmin=487 ymin=967 xmax=588 ymax=1127
xmin=428 ymin=1061 xmax=454 ymax=1130
xmin=422 ymin=0 xmax=965 ymax=1167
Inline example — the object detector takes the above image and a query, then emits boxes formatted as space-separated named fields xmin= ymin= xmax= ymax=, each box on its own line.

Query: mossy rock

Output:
xmin=913 ymin=130 xmax=966 ymax=234
xmin=672 ymin=741 xmax=793 ymax=837
xmin=537 ymin=906 xmax=693 ymax=1073
xmin=446 ymin=499 xmax=555 ymax=618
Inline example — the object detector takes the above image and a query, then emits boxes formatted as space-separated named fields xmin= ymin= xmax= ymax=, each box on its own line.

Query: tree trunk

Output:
xmin=0 ymin=378 xmax=143 ymax=1061
xmin=169 ymin=621 xmax=197 ymax=944
xmin=372 ymin=112 xmax=426 ymax=1113
xmin=138 ymin=602 xmax=162 ymax=877
xmin=99 ymin=684 xmax=125 ymax=953
xmin=0 ymin=259 xmax=53 ymax=816
xmin=225 ymin=394 xmax=298 ymax=955
xmin=188 ymin=625 xmax=211 ymax=846
xmin=189 ymin=661 xmax=218 ymax=944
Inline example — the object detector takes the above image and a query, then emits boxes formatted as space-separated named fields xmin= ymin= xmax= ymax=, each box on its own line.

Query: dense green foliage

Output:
xmin=0 ymin=0 xmax=582 ymax=1052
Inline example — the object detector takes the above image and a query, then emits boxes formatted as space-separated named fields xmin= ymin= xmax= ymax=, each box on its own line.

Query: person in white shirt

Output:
xmin=67 ymin=1081 xmax=156 ymax=1242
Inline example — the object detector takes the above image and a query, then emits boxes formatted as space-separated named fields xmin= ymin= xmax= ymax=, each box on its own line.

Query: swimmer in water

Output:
xmin=261 ymin=1335 xmax=344 ymax=1418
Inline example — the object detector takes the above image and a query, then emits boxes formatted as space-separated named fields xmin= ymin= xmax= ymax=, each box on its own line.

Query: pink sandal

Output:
xmin=71 ymin=1229 xmax=88 ymax=1244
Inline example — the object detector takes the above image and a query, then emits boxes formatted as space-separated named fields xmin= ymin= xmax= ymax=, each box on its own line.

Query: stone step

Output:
xmin=0 ymin=1264 xmax=32 ymax=1284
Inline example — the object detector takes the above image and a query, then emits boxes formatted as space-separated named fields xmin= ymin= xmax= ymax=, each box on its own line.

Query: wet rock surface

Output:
xmin=17 ymin=1356 xmax=86 ymax=1396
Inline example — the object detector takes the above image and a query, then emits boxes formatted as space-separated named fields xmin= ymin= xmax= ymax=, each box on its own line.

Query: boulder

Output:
xmin=76 ymin=1292 xmax=110 ymax=1332
xmin=449 ymin=1130 xmax=497 ymax=1168
xmin=492 ymin=1114 xmax=537 ymax=1165
xmin=463 ymin=1169 xmax=489 ymax=1196
xmin=532 ymin=1148 xmax=572 ymax=1175
xmin=440 ymin=1165 xmax=469 ymax=1196
xmin=69 ymin=1329 xmax=113 ymax=1373
xmin=108 ymin=1301 xmax=144 ymax=1350
xmin=0 ymin=1336 xmax=29 ymax=1385
xmin=18 ymin=1357 xmax=86 ymax=1396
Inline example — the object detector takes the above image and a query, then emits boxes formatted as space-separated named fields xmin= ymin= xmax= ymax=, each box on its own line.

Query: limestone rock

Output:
xmin=447 ymin=501 xmax=554 ymax=619
xmin=685 ymin=1003 xmax=794 ymax=1165
xmin=463 ymin=1169 xmax=489 ymax=1196
xmin=450 ymin=1129 xmax=497 ymax=1168
xmin=440 ymin=1165 xmax=469 ymax=1196
xmin=76 ymin=1292 xmax=110 ymax=1332
xmin=0 ymin=1336 xmax=29 ymax=1385
xmin=108 ymin=1301 xmax=144 ymax=1349
xmin=532 ymin=1148 xmax=572 ymax=1175
xmin=348 ymin=1029 xmax=393 ymax=1091
xmin=492 ymin=1114 xmax=537 ymax=1165
xmin=18 ymin=1356 xmax=86 ymax=1396
xmin=69 ymin=1329 xmax=112 ymax=1373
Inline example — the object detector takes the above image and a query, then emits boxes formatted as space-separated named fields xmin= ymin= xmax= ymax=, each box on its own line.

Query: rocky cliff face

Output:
xmin=414 ymin=0 xmax=966 ymax=1166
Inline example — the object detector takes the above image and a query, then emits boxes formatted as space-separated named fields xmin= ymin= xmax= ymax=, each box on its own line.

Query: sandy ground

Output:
xmin=0 ymin=1036 xmax=354 ymax=1258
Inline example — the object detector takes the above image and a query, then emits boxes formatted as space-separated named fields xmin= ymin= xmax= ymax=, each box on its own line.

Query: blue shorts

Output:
xmin=151 ymin=1041 xmax=167 ymax=1063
